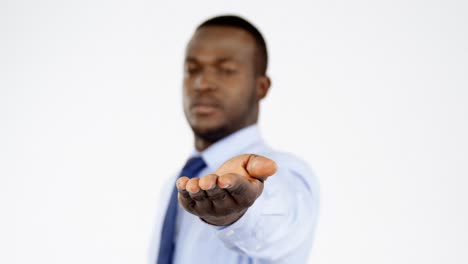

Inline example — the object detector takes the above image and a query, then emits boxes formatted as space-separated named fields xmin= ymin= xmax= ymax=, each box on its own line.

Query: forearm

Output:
xmin=211 ymin=168 xmax=319 ymax=261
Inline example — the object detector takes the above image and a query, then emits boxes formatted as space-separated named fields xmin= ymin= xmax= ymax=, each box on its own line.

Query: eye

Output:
xmin=185 ymin=64 xmax=200 ymax=75
xmin=219 ymin=67 xmax=237 ymax=75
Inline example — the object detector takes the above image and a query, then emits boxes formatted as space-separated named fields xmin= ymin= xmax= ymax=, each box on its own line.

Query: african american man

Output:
xmin=150 ymin=15 xmax=320 ymax=264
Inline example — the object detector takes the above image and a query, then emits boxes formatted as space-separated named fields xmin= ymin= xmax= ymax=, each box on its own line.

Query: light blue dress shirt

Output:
xmin=149 ymin=124 xmax=319 ymax=264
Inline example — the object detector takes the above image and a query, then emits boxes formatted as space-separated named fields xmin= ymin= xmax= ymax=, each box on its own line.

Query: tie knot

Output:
xmin=180 ymin=156 xmax=207 ymax=179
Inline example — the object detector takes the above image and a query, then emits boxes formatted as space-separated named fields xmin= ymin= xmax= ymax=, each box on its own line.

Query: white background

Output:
xmin=1 ymin=0 xmax=467 ymax=263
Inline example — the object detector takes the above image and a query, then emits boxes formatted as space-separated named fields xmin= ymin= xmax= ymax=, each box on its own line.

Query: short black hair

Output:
xmin=197 ymin=15 xmax=268 ymax=76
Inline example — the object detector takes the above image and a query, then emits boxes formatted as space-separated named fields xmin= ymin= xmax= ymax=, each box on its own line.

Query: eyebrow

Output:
xmin=185 ymin=56 xmax=237 ymax=65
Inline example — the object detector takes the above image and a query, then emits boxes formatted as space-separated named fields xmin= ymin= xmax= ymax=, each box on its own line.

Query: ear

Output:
xmin=256 ymin=75 xmax=271 ymax=100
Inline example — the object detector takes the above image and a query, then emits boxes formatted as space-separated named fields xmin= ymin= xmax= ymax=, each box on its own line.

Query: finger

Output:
xmin=176 ymin=177 xmax=192 ymax=200
xmin=205 ymin=185 xmax=228 ymax=201
xmin=245 ymin=154 xmax=277 ymax=181
xmin=217 ymin=172 xmax=239 ymax=189
xmin=186 ymin=177 xmax=206 ymax=201
xmin=206 ymin=178 xmax=239 ymax=214
xmin=199 ymin=174 xmax=218 ymax=191
xmin=176 ymin=176 xmax=190 ymax=190
xmin=186 ymin=177 xmax=213 ymax=215
xmin=177 ymin=191 xmax=195 ymax=210
xmin=215 ymin=154 xmax=277 ymax=182
xmin=182 ymin=178 xmax=202 ymax=210
xmin=218 ymin=173 xmax=263 ymax=203
xmin=189 ymin=191 xmax=212 ymax=216
xmin=177 ymin=185 xmax=196 ymax=211
xmin=186 ymin=178 xmax=201 ymax=194
xmin=185 ymin=178 xmax=211 ymax=209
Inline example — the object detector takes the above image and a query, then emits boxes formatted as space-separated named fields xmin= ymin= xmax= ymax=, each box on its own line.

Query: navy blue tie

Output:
xmin=157 ymin=156 xmax=207 ymax=264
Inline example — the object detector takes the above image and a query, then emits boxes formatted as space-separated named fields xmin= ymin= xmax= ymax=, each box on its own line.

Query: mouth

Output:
xmin=192 ymin=104 xmax=220 ymax=115
xmin=191 ymin=101 xmax=221 ymax=115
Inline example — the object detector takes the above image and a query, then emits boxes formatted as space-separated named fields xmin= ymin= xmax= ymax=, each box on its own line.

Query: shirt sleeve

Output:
xmin=208 ymin=157 xmax=320 ymax=261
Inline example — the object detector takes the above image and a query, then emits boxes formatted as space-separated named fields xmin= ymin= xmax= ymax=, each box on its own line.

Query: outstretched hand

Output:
xmin=176 ymin=154 xmax=277 ymax=226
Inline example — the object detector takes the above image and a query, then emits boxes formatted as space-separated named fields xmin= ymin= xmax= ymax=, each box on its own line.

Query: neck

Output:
xmin=194 ymin=138 xmax=213 ymax=152
xmin=194 ymin=122 xmax=257 ymax=152
xmin=194 ymin=107 xmax=259 ymax=152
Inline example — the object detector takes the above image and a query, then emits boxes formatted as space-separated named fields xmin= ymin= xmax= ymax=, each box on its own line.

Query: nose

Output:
xmin=194 ymin=69 xmax=217 ymax=92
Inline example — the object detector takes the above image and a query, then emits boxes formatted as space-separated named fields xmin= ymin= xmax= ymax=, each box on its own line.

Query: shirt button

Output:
xmin=226 ymin=230 xmax=235 ymax=236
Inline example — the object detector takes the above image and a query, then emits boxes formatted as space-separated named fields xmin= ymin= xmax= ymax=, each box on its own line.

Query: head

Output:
xmin=182 ymin=15 xmax=271 ymax=150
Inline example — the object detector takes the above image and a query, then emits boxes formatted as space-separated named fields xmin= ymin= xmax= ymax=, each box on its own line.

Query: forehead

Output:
xmin=185 ymin=26 xmax=257 ymax=63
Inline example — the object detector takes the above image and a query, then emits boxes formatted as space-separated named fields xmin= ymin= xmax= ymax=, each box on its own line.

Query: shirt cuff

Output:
xmin=211 ymin=204 xmax=264 ymax=252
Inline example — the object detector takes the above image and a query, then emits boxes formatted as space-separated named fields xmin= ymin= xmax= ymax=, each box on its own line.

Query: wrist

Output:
xmin=200 ymin=209 xmax=247 ymax=226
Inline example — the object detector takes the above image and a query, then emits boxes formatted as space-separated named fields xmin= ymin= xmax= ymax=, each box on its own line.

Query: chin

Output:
xmin=191 ymin=124 xmax=230 ymax=143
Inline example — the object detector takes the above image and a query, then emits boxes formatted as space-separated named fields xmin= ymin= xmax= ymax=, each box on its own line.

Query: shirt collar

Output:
xmin=192 ymin=124 xmax=263 ymax=171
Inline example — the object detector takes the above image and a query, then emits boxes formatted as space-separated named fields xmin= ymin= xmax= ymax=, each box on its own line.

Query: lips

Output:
xmin=190 ymin=99 xmax=221 ymax=115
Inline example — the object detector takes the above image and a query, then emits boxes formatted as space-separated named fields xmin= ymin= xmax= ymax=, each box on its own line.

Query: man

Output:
xmin=150 ymin=15 xmax=319 ymax=264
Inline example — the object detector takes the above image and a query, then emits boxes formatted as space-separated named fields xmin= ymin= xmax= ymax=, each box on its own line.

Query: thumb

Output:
xmin=245 ymin=154 xmax=277 ymax=181
xmin=215 ymin=154 xmax=277 ymax=182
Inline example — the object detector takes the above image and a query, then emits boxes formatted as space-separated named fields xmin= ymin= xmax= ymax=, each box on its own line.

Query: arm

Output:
xmin=176 ymin=154 xmax=319 ymax=261
xmin=176 ymin=154 xmax=277 ymax=226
